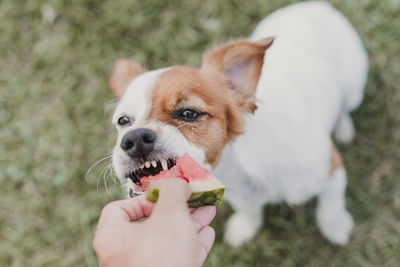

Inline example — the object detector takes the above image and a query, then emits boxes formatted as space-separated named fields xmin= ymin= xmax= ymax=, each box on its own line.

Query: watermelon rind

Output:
xmin=146 ymin=187 xmax=224 ymax=208
xmin=187 ymin=188 xmax=225 ymax=208
xmin=145 ymin=176 xmax=225 ymax=208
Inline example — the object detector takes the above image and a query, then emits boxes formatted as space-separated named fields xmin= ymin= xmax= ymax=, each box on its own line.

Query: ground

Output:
xmin=0 ymin=0 xmax=399 ymax=266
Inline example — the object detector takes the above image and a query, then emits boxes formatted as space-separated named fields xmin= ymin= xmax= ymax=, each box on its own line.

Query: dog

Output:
xmin=108 ymin=1 xmax=368 ymax=247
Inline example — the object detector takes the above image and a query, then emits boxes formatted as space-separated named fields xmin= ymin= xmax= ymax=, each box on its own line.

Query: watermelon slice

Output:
xmin=127 ymin=154 xmax=225 ymax=208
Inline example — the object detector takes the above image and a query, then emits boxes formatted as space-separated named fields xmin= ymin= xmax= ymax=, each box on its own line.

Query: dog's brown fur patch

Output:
xmin=146 ymin=66 xmax=237 ymax=166
xmin=144 ymin=39 xmax=273 ymax=166
xmin=109 ymin=59 xmax=145 ymax=98
xmin=330 ymin=142 xmax=343 ymax=176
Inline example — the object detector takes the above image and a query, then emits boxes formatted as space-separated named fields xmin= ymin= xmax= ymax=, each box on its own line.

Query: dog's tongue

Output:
xmin=127 ymin=178 xmax=146 ymax=197
xmin=129 ymin=185 xmax=145 ymax=197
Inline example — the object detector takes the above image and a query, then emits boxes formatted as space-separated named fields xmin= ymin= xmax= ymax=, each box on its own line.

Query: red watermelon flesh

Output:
xmin=140 ymin=154 xmax=208 ymax=188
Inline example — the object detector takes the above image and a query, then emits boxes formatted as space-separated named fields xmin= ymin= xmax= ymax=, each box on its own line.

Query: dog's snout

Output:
xmin=120 ymin=128 xmax=157 ymax=158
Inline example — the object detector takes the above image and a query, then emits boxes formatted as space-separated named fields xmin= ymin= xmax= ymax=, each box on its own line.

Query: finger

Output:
xmin=197 ymin=226 xmax=216 ymax=266
xmin=153 ymin=178 xmax=191 ymax=216
xmin=191 ymin=206 xmax=216 ymax=232
xmin=98 ymin=195 xmax=154 ymax=226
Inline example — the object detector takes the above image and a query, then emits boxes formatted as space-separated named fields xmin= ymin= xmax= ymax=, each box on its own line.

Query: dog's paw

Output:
xmin=317 ymin=208 xmax=354 ymax=245
xmin=334 ymin=114 xmax=355 ymax=144
xmin=224 ymin=213 xmax=259 ymax=248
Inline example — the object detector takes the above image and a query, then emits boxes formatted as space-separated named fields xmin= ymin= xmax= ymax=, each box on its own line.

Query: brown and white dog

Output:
xmin=109 ymin=1 xmax=368 ymax=247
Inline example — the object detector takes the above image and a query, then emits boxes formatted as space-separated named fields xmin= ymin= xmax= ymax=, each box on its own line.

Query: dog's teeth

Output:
xmin=140 ymin=163 xmax=144 ymax=169
xmin=151 ymin=160 xmax=157 ymax=168
xmin=145 ymin=161 xmax=150 ymax=168
xmin=161 ymin=159 xmax=168 ymax=171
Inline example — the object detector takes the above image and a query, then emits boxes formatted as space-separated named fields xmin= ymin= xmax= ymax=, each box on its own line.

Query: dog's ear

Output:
xmin=109 ymin=59 xmax=146 ymax=98
xmin=202 ymin=38 xmax=274 ymax=98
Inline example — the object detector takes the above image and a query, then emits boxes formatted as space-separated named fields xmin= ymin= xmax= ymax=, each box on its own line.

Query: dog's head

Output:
xmin=110 ymin=38 xmax=273 ymax=185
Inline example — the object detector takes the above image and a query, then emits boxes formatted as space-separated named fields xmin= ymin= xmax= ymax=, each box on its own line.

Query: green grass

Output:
xmin=0 ymin=0 xmax=399 ymax=266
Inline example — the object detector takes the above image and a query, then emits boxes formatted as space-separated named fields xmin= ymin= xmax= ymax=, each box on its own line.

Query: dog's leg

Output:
xmin=334 ymin=112 xmax=355 ymax=144
xmin=216 ymin=149 xmax=267 ymax=248
xmin=224 ymin=206 xmax=263 ymax=248
xmin=316 ymin=165 xmax=354 ymax=245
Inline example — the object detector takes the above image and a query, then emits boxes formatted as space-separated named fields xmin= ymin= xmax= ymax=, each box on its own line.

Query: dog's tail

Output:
xmin=336 ymin=12 xmax=369 ymax=112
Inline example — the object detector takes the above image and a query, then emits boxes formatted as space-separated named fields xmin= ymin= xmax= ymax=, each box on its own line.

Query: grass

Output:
xmin=0 ymin=0 xmax=399 ymax=266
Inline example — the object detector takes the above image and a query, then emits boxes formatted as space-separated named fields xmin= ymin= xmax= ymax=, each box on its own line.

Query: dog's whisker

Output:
xmin=103 ymin=164 xmax=113 ymax=197
xmin=108 ymin=166 xmax=119 ymax=188
xmin=96 ymin=170 xmax=101 ymax=193
xmin=97 ymin=161 xmax=110 ymax=194
xmin=190 ymin=125 xmax=195 ymax=137
xmin=97 ymin=162 xmax=114 ymax=196
xmin=86 ymin=154 xmax=113 ymax=182
xmin=176 ymin=122 xmax=191 ymax=129
xmin=105 ymin=162 xmax=118 ymax=188
xmin=104 ymin=98 xmax=120 ymax=113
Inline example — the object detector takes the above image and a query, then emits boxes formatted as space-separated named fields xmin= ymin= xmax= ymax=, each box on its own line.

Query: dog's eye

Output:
xmin=117 ymin=116 xmax=131 ymax=126
xmin=174 ymin=108 xmax=204 ymax=122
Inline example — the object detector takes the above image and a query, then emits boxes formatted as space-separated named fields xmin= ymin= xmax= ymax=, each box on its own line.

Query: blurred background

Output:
xmin=0 ymin=0 xmax=399 ymax=266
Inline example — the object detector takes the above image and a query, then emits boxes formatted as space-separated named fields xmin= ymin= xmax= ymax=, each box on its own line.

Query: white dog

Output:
xmin=108 ymin=1 xmax=368 ymax=247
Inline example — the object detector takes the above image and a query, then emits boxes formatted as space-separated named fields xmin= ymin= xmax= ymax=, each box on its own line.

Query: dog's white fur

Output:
xmin=215 ymin=1 xmax=367 ymax=246
xmin=111 ymin=1 xmax=368 ymax=247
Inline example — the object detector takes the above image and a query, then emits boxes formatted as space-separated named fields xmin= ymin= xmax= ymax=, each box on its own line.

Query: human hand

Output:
xmin=92 ymin=178 xmax=216 ymax=267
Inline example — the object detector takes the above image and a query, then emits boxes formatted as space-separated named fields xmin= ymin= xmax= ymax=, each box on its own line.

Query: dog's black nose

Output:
xmin=120 ymin=129 xmax=157 ymax=158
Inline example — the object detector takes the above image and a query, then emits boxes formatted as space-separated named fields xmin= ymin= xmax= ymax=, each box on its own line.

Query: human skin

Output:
xmin=92 ymin=178 xmax=217 ymax=267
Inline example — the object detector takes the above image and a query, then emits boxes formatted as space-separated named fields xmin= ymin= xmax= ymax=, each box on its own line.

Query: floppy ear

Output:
xmin=202 ymin=38 xmax=274 ymax=98
xmin=109 ymin=59 xmax=146 ymax=98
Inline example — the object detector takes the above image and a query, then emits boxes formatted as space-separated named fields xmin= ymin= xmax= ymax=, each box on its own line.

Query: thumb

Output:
xmin=152 ymin=178 xmax=191 ymax=217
